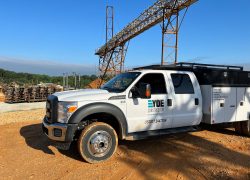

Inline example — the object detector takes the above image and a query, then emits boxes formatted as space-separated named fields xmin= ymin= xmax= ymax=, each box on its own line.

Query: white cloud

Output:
xmin=0 ymin=56 xmax=97 ymax=76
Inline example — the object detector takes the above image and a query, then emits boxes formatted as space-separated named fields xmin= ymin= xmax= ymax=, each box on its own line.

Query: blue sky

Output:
xmin=0 ymin=0 xmax=249 ymax=75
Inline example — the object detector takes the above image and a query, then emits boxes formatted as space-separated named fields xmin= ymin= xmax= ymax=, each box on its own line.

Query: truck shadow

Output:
xmin=20 ymin=123 xmax=57 ymax=155
xmin=59 ymin=142 xmax=83 ymax=161
xmin=118 ymin=131 xmax=250 ymax=179
xmin=200 ymin=123 xmax=243 ymax=136
xmin=20 ymin=123 xmax=83 ymax=161
xmin=20 ymin=123 xmax=250 ymax=179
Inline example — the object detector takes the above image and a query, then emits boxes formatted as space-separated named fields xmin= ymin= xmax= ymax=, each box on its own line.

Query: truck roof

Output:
xmin=133 ymin=62 xmax=250 ymax=86
xmin=133 ymin=62 xmax=243 ymax=71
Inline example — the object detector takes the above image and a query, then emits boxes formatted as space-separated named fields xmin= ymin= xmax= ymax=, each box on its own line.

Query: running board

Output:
xmin=125 ymin=126 xmax=199 ymax=140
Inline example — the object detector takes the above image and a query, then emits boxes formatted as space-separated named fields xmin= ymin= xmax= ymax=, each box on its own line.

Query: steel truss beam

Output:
xmin=96 ymin=0 xmax=197 ymax=56
xmin=97 ymin=0 xmax=197 ymax=83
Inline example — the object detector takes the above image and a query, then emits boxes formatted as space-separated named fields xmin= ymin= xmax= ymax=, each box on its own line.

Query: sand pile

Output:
xmin=85 ymin=78 xmax=105 ymax=89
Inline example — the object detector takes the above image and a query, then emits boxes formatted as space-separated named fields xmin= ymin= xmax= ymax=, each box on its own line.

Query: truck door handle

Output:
xmin=195 ymin=98 xmax=199 ymax=106
xmin=167 ymin=99 xmax=172 ymax=106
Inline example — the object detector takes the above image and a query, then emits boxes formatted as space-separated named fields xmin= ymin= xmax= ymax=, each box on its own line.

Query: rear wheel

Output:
xmin=234 ymin=120 xmax=250 ymax=137
xmin=234 ymin=122 xmax=242 ymax=135
xmin=241 ymin=120 xmax=250 ymax=137
xmin=77 ymin=122 xmax=118 ymax=163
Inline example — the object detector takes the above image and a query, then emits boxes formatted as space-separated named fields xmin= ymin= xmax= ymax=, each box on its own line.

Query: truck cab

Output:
xmin=43 ymin=68 xmax=202 ymax=163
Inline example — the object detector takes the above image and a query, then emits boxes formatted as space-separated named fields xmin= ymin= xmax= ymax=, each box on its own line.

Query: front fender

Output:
xmin=68 ymin=102 xmax=128 ymax=139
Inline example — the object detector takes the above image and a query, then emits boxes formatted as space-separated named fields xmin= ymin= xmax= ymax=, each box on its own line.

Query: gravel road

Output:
xmin=0 ymin=102 xmax=45 ymax=113
xmin=0 ymin=109 xmax=249 ymax=179
xmin=0 ymin=109 xmax=45 ymax=125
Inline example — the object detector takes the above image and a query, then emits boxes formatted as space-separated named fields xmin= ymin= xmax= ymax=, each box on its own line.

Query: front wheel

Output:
xmin=77 ymin=122 xmax=118 ymax=163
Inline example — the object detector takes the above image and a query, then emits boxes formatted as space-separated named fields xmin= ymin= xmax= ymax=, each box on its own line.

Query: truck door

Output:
xmin=126 ymin=73 xmax=172 ymax=133
xmin=167 ymin=72 xmax=202 ymax=128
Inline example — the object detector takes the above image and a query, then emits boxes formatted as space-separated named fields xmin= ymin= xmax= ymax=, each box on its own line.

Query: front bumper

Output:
xmin=42 ymin=117 xmax=78 ymax=142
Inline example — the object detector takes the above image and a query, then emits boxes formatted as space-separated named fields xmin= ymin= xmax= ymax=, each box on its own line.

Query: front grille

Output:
xmin=46 ymin=95 xmax=58 ymax=123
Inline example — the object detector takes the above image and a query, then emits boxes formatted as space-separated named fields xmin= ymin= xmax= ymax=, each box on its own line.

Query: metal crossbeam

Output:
xmin=96 ymin=0 xmax=197 ymax=57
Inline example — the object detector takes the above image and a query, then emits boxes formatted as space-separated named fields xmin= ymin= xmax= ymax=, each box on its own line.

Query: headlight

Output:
xmin=57 ymin=101 xmax=78 ymax=123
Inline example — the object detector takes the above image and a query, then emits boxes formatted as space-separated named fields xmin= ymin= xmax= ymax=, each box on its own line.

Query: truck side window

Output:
xmin=135 ymin=73 xmax=167 ymax=94
xmin=171 ymin=74 xmax=194 ymax=94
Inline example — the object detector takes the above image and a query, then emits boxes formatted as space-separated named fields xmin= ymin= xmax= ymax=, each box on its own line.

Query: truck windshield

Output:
xmin=101 ymin=72 xmax=141 ymax=93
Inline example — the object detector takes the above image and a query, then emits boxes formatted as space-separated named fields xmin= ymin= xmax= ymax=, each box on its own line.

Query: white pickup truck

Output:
xmin=42 ymin=63 xmax=250 ymax=163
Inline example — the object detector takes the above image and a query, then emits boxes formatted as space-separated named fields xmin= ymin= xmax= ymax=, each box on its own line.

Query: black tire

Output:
xmin=240 ymin=120 xmax=250 ymax=137
xmin=77 ymin=122 xmax=118 ymax=163
xmin=234 ymin=122 xmax=242 ymax=135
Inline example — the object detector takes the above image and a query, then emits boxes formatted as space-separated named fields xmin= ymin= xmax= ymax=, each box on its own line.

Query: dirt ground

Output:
xmin=0 ymin=109 xmax=249 ymax=180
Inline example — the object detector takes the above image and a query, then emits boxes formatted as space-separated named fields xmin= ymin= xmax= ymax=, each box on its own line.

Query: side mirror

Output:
xmin=131 ymin=83 xmax=151 ymax=99
xmin=130 ymin=86 xmax=140 ymax=99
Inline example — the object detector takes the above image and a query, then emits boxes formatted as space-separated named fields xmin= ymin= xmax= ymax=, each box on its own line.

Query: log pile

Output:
xmin=4 ymin=83 xmax=63 ymax=103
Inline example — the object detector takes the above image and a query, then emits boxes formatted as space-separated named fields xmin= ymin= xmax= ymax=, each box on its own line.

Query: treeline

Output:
xmin=0 ymin=68 xmax=97 ymax=88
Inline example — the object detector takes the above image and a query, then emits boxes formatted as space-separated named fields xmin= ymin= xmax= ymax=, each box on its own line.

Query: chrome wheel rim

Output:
xmin=88 ymin=130 xmax=112 ymax=157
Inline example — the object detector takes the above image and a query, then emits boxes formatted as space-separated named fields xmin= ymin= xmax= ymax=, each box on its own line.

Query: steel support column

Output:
xmin=161 ymin=3 xmax=189 ymax=65
xmin=161 ymin=9 xmax=179 ymax=65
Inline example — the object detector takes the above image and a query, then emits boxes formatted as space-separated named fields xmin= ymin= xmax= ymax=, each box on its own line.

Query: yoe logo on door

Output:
xmin=148 ymin=100 xmax=164 ymax=113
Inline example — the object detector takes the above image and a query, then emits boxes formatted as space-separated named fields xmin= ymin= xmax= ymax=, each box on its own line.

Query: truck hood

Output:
xmin=53 ymin=89 xmax=113 ymax=102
